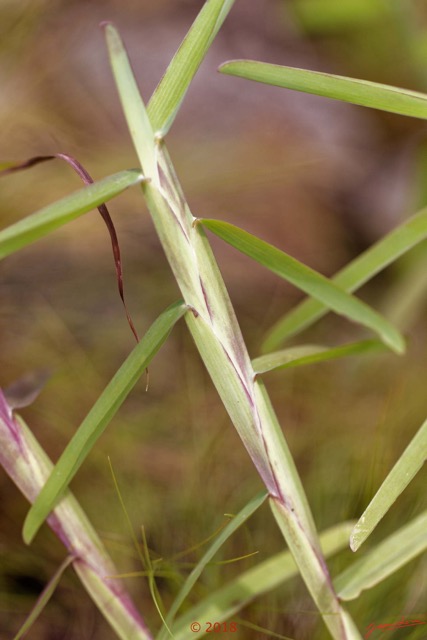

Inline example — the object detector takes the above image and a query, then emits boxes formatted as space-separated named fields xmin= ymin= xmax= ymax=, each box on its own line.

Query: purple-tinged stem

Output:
xmin=0 ymin=389 xmax=152 ymax=640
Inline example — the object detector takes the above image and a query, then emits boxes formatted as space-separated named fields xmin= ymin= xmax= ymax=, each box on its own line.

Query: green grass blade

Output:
xmin=157 ymin=491 xmax=268 ymax=640
xmin=0 ymin=169 xmax=143 ymax=260
xmin=219 ymin=60 xmax=427 ymax=120
xmin=171 ymin=521 xmax=354 ymax=640
xmin=262 ymin=205 xmax=427 ymax=351
xmin=335 ymin=509 xmax=427 ymax=600
xmin=147 ymin=0 xmax=235 ymax=135
xmin=23 ymin=301 xmax=187 ymax=545
xmin=104 ymin=23 xmax=157 ymax=179
xmin=350 ymin=415 xmax=427 ymax=552
xmin=201 ymin=218 xmax=404 ymax=354
xmin=252 ymin=339 xmax=384 ymax=375
xmin=12 ymin=556 xmax=74 ymax=640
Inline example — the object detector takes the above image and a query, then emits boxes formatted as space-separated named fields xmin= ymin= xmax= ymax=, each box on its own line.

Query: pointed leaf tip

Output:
xmin=349 ymin=528 xmax=362 ymax=552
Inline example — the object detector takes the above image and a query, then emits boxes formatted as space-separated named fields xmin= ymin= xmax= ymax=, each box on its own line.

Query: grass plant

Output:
xmin=1 ymin=1 xmax=427 ymax=638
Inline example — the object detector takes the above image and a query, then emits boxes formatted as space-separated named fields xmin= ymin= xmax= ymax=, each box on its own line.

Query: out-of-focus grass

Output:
xmin=1 ymin=1 xmax=427 ymax=638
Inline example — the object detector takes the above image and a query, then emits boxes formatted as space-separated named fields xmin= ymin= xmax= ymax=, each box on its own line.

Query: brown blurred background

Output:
xmin=1 ymin=1 xmax=427 ymax=638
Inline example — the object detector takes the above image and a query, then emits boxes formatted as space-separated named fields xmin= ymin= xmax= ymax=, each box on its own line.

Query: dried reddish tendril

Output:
xmin=0 ymin=154 xmax=140 ymax=343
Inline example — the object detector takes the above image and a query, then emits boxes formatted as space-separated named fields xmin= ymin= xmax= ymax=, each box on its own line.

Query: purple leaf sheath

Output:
xmin=0 ymin=389 xmax=152 ymax=640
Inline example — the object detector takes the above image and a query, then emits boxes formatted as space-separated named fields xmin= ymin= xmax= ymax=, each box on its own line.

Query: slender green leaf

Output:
xmin=201 ymin=218 xmax=404 ymax=354
xmin=219 ymin=60 xmax=427 ymax=120
xmin=0 ymin=170 xmax=143 ymax=260
xmin=262 ymin=205 xmax=427 ymax=351
xmin=147 ymin=0 xmax=236 ymax=135
xmin=13 ymin=556 xmax=74 ymax=640
xmin=253 ymin=339 xmax=383 ymax=375
xmin=104 ymin=23 xmax=157 ymax=180
xmin=23 ymin=301 xmax=187 ymax=544
xmin=157 ymin=491 xmax=268 ymax=640
xmin=350 ymin=415 xmax=427 ymax=551
xmin=336 ymin=509 xmax=427 ymax=600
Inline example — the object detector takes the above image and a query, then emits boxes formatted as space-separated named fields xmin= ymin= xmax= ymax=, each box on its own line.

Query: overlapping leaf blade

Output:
xmin=261 ymin=205 xmax=427 ymax=351
xmin=336 ymin=509 xmax=427 ymax=600
xmin=23 ymin=301 xmax=187 ymax=544
xmin=350 ymin=415 xmax=427 ymax=551
xmin=219 ymin=60 xmax=427 ymax=120
xmin=201 ymin=218 xmax=405 ymax=354
xmin=0 ymin=170 xmax=144 ymax=260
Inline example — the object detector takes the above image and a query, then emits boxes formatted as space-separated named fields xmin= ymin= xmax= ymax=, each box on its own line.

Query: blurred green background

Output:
xmin=1 ymin=1 xmax=427 ymax=638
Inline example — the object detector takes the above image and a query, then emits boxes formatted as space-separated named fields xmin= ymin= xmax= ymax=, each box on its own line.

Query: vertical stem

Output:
xmin=140 ymin=141 xmax=361 ymax=639
xmin=105 ymin=26 xmax=361 ymax=637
